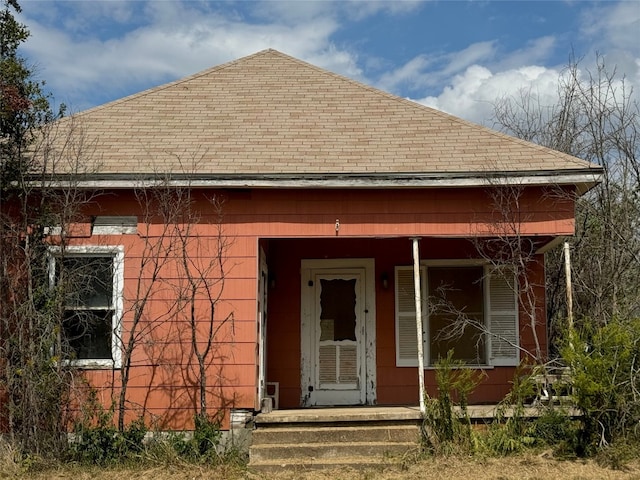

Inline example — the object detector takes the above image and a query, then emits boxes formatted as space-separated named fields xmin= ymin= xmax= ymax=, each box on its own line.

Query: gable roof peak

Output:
xmin=51 ymin=49 xmax=601 ymax=189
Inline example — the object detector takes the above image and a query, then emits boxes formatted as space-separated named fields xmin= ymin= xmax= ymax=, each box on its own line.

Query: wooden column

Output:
xmin=411 ymin=238 xmax=426 ymax=415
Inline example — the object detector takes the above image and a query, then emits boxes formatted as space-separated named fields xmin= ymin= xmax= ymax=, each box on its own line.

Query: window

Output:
xmin=50 ymin=246 xmax=124 ymax=368
xmin=428 ymin=266 xmax=486 ymax=364
xmin=395 ymin=262 xmax=518 ymax=367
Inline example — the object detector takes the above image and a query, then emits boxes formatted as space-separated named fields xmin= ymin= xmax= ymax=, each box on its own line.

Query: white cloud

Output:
xmin=579 ymin=1 xmax=640 ymax=88
xmin=581 ymin=1 xmax=640 ymax=53
xmin=343 ymin=0 xmax=425 ymax=21
xmin=17 ymin=0 xmax=638 ymax=127
xmin=250 ymin=1 xmax=337 ymax=24
xmin=442 ymin=41 xmax=496 ymax=77
xmin=228 ymin=0 xmax=424 ymax=25
xmin=376 ymin=41 xmax=498 ymax=94
xmin=377 ymin=54 xmax=432 ymax=91
xmin=65 ymin=1 xmax=136 ymax=32
xmin=415 ymin=65 xmax=562 ymax=125
xmin=406 ymin=0 xmax=639 ymax=126
xmin=21 ymin=1 xmax=361 ymax=111
xmin=20 ymin=0 xmax=425 ymax=111
xmin=495 ymin=36 xmax=557 ymax=71
xmin=409 ymin=35 xmax=557 ymax=112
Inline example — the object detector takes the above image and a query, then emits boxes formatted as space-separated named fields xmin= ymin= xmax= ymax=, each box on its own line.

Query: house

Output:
xmin=42 ymin=49 xmax=601 ymax=430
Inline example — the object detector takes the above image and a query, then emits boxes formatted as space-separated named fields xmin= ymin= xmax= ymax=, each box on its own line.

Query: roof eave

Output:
xmin=43 ymin=169 xmax=603 ymax=194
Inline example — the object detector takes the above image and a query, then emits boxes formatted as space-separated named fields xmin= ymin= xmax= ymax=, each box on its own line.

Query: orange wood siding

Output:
xmin=64 ymin=186 xmax=568 ymax=428
xmin=80 ymin=186 xmax=575 ymax=239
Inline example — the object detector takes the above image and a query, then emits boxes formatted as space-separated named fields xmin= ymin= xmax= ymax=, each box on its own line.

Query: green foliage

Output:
xmin=562 ymin=317 xmax=640 ymax=458
xmin=67 ymin=396 xmax=239 ymax=468
xmin=0 ymin=0 xmax=60 ymax=187
xmin=476 ymin=334 xmax=639 ymax=466
xmin=479 ymin=366 xmax=538 ymax=456
xmin=480 ymin=425 xmax=532 ymax=456
xmin=69 ymin=392 xmax=147 ymax=465
xmin=167 ymin=413 xmax=223 ymax=463
xmin=421 ymin=351 xmax=484 ymax=455
xmin=528 ymin=408 xmax=578 ymax=451
xmin=420 ymin=364 xmax=582 ymax=459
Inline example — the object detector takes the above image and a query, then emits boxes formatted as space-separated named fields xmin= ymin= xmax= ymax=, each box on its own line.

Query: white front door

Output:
xmin=301 ymin=259 xmax=376 ymax=407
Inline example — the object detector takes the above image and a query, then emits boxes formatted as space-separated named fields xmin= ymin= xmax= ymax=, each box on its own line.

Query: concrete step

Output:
xmin=249 ymin=407 xmax=423 ymax=471
xmin=248 ymin=456 xmax=397 ymax=473
xmin=249 ymin=441 xmax=416 ymax=463
xmin=252 ymin=424 xmax=420 ymax=444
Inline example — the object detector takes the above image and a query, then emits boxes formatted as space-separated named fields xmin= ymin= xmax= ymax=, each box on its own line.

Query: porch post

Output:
xmin=564 ymin=241 xmax=574 ymax=352
xmin=563 ymin=241 xmax=573 ymax=331
xmin=411 ymin=237 xmax=426 ymax=415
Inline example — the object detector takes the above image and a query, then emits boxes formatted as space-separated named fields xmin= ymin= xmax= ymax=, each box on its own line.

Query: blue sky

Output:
xmin=19 ymin=0 xmax=640 ymax=125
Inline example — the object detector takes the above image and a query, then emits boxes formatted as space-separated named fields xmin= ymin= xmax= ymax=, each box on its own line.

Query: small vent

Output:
xmin=92 ymin=216 xmax=138 ymax=235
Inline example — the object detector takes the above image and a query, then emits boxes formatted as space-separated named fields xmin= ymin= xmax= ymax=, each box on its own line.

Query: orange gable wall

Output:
xmin=65 ymin=186 xmax=570 ymax=428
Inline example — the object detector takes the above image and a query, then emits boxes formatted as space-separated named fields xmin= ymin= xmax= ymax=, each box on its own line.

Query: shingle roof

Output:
xmin=50 ymin=49 xmax=600 ymax=183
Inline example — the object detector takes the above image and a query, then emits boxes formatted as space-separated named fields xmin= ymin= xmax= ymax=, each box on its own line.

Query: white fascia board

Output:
xmin=47 ymin=171 xmax=603 ymax=190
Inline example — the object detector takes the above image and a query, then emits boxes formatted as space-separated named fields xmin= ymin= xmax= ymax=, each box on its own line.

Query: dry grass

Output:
xmin=5 ymin=456 xmax=640 ymax=480
xmin=0 ymin=438 xmax=21 ymax=478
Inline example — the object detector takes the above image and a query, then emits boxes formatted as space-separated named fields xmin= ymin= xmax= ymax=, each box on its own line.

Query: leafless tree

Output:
xmin=492 ymin=54 xmax=639 ymax=332
xmin=114 ymin=183 xmax=185 ymax=431
xmin=110 ymin=165 xmax=235 ymax=429
xmin=172 ymin=192 xmax=234 ymax=418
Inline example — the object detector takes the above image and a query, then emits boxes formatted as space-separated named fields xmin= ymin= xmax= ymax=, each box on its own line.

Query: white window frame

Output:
xmin=395 ymin=260 xmax=519 ymax=368
xmin=92 ymin=216 xmax=138 ymax=235
xmin=49 ymin=245 xmax=124 ymax=369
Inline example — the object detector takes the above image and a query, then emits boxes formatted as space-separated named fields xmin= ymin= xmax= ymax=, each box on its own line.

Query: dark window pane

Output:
xmin=428 ymin=266 xmax=486 ymax=364
xmin=61 ymin=256 xmax=113 ymax=308
xmin=430 ymin=313 xmax=486 ymax=364
xmin=319 ymin=279 xmax=357 ymax=341
xmin=63 ymin=310 xmax=113 ymax=360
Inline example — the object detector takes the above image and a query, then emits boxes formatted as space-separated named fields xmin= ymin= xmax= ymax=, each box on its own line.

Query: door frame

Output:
xmin=300 ymin=258 xmax=377 ymax=407
xmin=257 ymin=247 xmax=268 ymax=410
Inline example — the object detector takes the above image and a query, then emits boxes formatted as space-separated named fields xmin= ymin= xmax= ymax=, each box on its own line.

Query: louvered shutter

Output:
xmin=338 ymin=345 xmax=358 ymax=383
xmin=318 ymin=345 xmax=337 ymax=383
xmin=487 ymin=268 xmax=519 ymax=366
xmin=395 ymin=266 xmax=426 ymax=367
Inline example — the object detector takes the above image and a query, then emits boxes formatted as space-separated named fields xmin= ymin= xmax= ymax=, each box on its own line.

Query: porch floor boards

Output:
xmin=254 ymin=406 xmax=421 ymax=425
xmin=254 ymin=404 xmax=579 ymax=425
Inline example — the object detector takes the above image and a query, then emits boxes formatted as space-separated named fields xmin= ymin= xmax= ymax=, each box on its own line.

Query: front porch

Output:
xmin=259 ymin=236 xmax=550 ymax=410
xmin=248 ymin=405 xmax=580 ymax=472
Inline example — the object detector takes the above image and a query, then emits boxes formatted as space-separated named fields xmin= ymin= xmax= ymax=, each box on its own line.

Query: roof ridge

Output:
xmin=66 ymin=49 xmax=277 ymax=119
